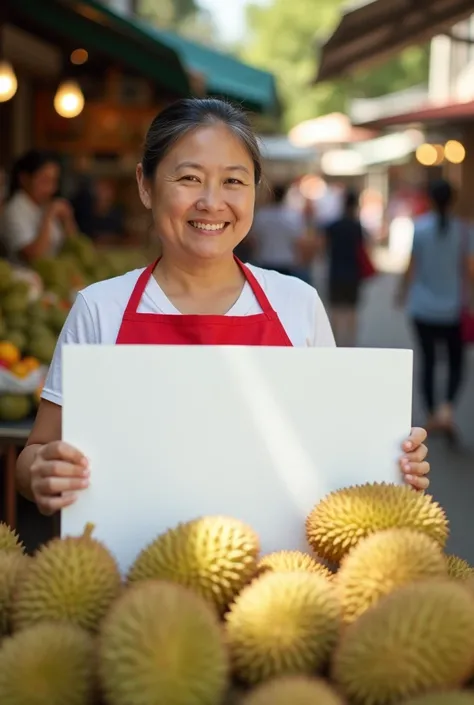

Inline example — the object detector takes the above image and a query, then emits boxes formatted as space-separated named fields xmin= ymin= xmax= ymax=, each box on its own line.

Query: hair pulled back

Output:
xmin=428 ymin=178 xmax=454 ymax=236
xmin=141 ymin=98 xmax=262 ymax=186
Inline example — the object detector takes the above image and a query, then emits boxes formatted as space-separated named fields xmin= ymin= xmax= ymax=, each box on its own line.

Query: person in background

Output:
xmin=73 ymin=177 xmax=125 ymax=247
xmin=397 ymin=178 xmax=474 ymax=440
xmin=319 ymin=187 xmax=368 ymax=347
xmin=1 ymin=150 xmax=77 ymax=264
xmin=250 ymin=183 xmax=314 ymax=279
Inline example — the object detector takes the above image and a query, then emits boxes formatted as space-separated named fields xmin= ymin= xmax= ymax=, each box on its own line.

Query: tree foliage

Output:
xmin=135 ymin=0 xmax=217 ymax=44
xmin=240 ymin=0 xmax=430 ymax=130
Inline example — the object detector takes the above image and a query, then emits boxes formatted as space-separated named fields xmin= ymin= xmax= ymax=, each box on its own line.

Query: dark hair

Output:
xmin=428 ymin=178 xmax=454 ymax=236
xmin=272 ymin=184 xmax=287 ymax=204
xmin=9 ymin=149 xmax=59 ymax=198
xmin=344 ymin=187 xmax=359 ymax=213
xmin=141 ymin=98 xmax=262 ymax=185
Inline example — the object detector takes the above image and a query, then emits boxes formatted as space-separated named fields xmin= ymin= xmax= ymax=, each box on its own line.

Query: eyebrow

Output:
xmin=175 ymin=161 xmax=251 ymax=175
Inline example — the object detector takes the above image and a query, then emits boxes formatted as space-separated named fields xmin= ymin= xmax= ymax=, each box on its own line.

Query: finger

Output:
xmin=32 ymin=459 xmax=89 ymax=479
xmin=40 ymin=441 xmax=88 ymax=466
xmin=37 ymin=493 xmax=78 ymax=516
xmin=402 ymin=460 xmax=430 ymax=478
xmin=403 ymin=443 xmax=428 ymax=464
xmin=402 ymin=426 xmax=427 ymax=451
xmin=33 ymin=476 xmax=89 ymax=496
xmin=405 ymin=473 xmax=430 ymax=491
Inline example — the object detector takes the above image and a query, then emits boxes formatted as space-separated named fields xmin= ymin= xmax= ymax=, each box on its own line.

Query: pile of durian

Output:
xmin=1 ymin=481 xmax=474 ymax=705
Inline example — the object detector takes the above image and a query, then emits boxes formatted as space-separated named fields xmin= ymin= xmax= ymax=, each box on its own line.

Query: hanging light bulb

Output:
xmin=54 ymin=79 xmax=84 ymax=118
xmin=0 ymin=60 xmax=18 ymax=102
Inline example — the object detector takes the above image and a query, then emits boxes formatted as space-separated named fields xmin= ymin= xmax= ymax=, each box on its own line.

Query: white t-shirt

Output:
xmin=1 ymin=191 xmax=64 ymax=261
xmin=41 ymin=264 xmax=335 ymax=406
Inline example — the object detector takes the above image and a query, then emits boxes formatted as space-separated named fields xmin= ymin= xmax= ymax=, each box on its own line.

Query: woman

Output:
xmin=397 ymin=178 xmax=474 ymax=438
xmin=15 ymin=98 xmax=429 ymax=516
xmin=1 ymin=149 xmax=77 ymax=263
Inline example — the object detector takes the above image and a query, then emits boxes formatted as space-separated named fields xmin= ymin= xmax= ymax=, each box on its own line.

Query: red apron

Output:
xmin=115 ymin=257 xmax=293 ymax=346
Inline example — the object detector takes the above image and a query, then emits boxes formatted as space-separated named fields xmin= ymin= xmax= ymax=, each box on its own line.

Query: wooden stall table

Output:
xmin=0 ymin=420 xmax=33 ymax=530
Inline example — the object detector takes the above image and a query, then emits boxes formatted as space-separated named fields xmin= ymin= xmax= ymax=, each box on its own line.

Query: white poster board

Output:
xmin=61 ymin=346 xmax=413 ymax=575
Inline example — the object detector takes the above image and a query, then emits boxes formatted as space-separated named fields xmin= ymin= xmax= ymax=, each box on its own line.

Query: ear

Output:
xmin=136 ymin=163 xmax=152 ymax=210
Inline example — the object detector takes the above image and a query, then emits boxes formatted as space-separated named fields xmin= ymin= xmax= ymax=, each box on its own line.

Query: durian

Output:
xmin=306 ymin=482 xmax=448 ymax=564
xmin=401 ymin=693 xmax=474 ymax=705
xmin=0 ymin=523 xmax=24 ymax=554
xmin=447 ymin=554 xmax=474 ymax=581
xmin=99 ymin=579 xmax=229 ymax=705
xmin=0 ymin=621 xmax=95 ymax=705
xmin=241 ymin=676 xmax=345 ymax=705
xmin=127 ymin=515 xmax=260 ymax=613
xmin=12 ymin=523 xmax=121 ymax=633
xmin=335 ymin=528 xmax=447 ymax=623
xmin=332 ymin=579 xmax=474 ymax=705
xmin=0 ymin=551 xmax=29 ymax=636
xmin=225 ymin=571 xmax=341 ymax=686
xmin=257 ymin=550 xmax=333 ymax=580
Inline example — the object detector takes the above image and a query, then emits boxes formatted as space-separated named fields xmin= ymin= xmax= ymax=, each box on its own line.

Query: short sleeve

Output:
xmin=312 ymin=290 xmax=336 ymax=347
xmin=41 ymin=292 xmax=98 ymax=406
xmin=2 ymin=200 xmax=37 ymax=253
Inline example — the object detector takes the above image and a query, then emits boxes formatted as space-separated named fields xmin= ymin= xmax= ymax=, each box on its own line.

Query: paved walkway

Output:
xmin=313 ymin=252 xmax=474 ymax=564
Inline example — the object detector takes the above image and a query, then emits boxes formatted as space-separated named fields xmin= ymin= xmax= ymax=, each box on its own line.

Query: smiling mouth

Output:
xmin=189 ymin=220 xmax=230 ymax=233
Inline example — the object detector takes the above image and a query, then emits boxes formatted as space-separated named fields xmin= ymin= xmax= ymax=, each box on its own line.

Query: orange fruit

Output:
xmin=0 ymin=341 xmax=21 ymax=367
xmin=9 ymin=361 xmax=31 ymax=378
xmin=22 ymin=356 xmax=41 ymax=372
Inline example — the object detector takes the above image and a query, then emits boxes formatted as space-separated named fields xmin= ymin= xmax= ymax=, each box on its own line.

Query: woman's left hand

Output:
xmin=400 ymin=427 xmax=430 ymax=490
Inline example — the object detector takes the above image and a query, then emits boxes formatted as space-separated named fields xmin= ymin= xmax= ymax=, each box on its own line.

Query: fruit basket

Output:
xmin=1 ymin=482 xmax=474 ymax=705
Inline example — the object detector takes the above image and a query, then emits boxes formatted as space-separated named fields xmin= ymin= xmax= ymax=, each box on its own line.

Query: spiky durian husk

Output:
xmin=335 ymin=528 xmax=447 ymax=623
xmin=225 ymin=571 xmax=341 ymax=686
xmin=257 ymin=550 xmax=333 ymax=581
xmin=126 ymin=515 xmax=260 ymax=614
xmin=332 ymin=579 xmax=474 ymax=705
xmin=446 ymin=554 xmax=474 ymax=581
xmin=0 ymin=551 xmax=30 ymax=636
xmin=0 ymin=621 xmax=95 ymax=705
xmin=11 ymin=523 xmax=122 ymax=633
xmin=401 ymin=692 xmax=474 ymax=705
xmin=99 ymin=579 xmax=229 ymax=705
xmin=240 ymin=675 xmax=345 ymax=705
xmin=306 ymin=482 xmax=448 ymax=564
xmin=0 ymin=522 xmax=24 ymax=554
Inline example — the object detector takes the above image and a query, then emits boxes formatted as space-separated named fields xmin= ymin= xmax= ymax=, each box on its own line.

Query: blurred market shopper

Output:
xmin=0 ymin=150 xmax=77 ymax=264
xmin=250 ymin=183 xmax=314 ymax=280
xmin=15 ymin=98 xmax=430 ymax=515
xmin=397 ymin=178 xmax=474 ymax=440
xmin=319 ymin=188 xmax=374 ymax=347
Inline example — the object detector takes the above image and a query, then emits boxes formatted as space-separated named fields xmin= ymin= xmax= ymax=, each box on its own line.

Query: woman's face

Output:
xmin=21 ymin=162 xmax=60 ymax=205
xmin=137 ymin=123 xmax=256 ymax=263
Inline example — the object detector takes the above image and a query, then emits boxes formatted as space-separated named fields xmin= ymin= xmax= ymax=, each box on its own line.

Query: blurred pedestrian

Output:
xmin=250 ymin=183 xmax=315 ymax=280
xmin=396 ymin=178 xmax=474 ymax=439
xmin=320 ymin=187 xmax=373 ymax=347
xmin=0 ymin=150 xmax=77 ymax=264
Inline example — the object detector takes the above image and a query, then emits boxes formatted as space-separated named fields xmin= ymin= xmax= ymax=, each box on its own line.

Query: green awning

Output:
xmin=141 ymin=25 xmax=281 ymax=116
xmin=8 ymin=0 xmax=191 ymax=97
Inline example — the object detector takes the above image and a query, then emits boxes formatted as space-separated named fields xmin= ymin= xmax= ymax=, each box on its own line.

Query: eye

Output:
xmin=225 ymin=178 xmax=245 ymax=185
xmin=180 ymin=175 xmax=201 ymax=183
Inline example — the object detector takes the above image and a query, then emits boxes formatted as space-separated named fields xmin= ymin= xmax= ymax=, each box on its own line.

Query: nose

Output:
xmin=196 ymin=183 xmax=226 ymax=212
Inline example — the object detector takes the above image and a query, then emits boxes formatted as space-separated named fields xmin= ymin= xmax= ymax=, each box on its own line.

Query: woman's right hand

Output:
xmin=30 ymin=441 xmax=90 ymax=516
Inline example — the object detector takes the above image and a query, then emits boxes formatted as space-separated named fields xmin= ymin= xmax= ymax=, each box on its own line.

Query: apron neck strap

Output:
xmin=124 ymin=256 xmax=274 ymax=316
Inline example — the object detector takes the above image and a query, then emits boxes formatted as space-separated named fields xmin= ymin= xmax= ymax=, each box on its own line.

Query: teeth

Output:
xmin=190 ymin=221 xmax=226 ymax=231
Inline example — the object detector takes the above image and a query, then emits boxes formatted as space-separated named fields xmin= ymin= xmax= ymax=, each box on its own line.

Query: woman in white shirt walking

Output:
xmin=15 ymin=98 xmax=430 ymax=515
xmin=1 ymin=150 xmax=77 ymax=264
